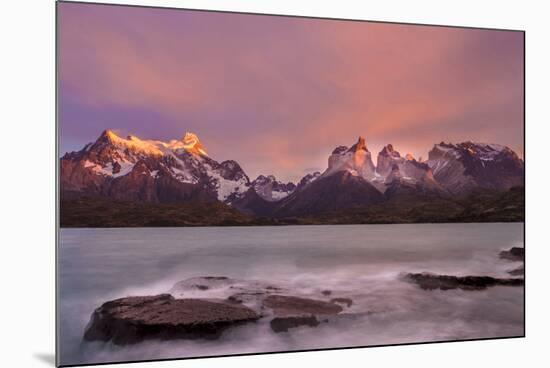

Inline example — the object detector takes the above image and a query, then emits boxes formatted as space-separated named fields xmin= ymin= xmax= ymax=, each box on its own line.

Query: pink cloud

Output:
xmin=58 ymin=3 xmax=523 ymax=182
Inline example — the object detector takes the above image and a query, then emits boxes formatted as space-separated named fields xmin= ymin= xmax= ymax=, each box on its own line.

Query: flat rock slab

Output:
xmin=264 ymin=295 xmax=343 ymax=316
xmin=83 ymin=294 xmax=260 ymax=345
xmin=170 ymin=276 xmax=285 ymax=310
xmin=405 ymin=272 xmax=524 ymax=291
xmin=263 ymin=295 xmax=343 ymax=332
xmin=499 ymin=247 xmax=524 ymax=262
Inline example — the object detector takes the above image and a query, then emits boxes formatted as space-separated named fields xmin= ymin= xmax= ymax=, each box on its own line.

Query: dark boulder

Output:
xmin=270 ymin=316 xmax=320 ymax=333
xmin=83 ymin=294 xmax=260 ymax=345
xmin=404 ymin=272 xmax=524 ymax=291
xmin=508 ymin=267 xmax=524 ymax=276
xmin=499 ymin=247 xmax=524 ymax=262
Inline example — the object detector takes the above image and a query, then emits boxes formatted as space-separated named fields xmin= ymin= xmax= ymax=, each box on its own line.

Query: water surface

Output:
xmin=58 ymin=223 xmax=524 ymax=366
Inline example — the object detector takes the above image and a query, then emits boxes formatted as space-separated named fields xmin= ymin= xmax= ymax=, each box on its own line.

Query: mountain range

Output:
xmin=60 ymin=130 xmax=524 ymax=227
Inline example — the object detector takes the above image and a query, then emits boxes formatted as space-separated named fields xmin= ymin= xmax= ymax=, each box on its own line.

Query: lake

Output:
xmin=57 ymin=223 xmax=524 ymax=366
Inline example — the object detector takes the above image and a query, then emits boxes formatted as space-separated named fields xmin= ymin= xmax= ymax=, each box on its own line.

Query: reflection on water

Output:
xmin=58 ymin=223 xmax=524 ymax=366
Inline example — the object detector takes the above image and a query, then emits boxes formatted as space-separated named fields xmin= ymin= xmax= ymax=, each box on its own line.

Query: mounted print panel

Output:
xmin=56 ymin=1 xmax=525 ymax=367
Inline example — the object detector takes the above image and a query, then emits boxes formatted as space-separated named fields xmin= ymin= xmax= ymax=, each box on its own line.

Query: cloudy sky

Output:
xmin=58 ymin=2 xmax=524 ymax=183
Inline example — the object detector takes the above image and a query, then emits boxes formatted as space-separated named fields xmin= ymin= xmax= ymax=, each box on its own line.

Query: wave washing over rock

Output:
xmin=84 ymin=243 xmax=524 ymax=346
xmin=84 ymin=276 xmax=359 ymax=344
xmin=57 ymin=224 xmax=524 ymax=366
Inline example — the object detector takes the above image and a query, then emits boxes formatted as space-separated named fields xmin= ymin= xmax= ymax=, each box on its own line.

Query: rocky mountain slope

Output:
xmin=427 ymin=142 xmax=524 ymax=194
xmin=60 ymin=130 xmax=250 ymax=203
xmin=60 ymin=130 xmax=524 ymax=226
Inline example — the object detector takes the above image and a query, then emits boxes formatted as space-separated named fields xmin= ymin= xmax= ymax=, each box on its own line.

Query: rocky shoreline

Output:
xmin=84 ymin=276 xmax=356 ymax=345
xmin=83 ymin=247 xmax=524 ymax=345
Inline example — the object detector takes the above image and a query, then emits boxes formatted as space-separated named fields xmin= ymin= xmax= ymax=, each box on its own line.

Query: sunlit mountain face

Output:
xmin=58 ymin=3 xmax=523 ymax=185
xmin=56 ymin=5 xmax=525 ymax=367
xmin=59 ymin=130 xmax=524 ymax=225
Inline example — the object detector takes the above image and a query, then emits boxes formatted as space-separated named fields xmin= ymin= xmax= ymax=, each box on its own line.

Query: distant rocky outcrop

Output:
xmin=250 ymin=175 xmax=296 ymax=202
xmin=376 ymin=144 xmax=403 ymax=177
xmin=404 ymin=272 xmax=524 ymax=291
xmin=273 ymin=170 xmax=385 ymax=217
xmin=499 ymin=247 xmax=525 ymax=262
xmin=498 ymin=247 xmax=524 ymax=275
xmin=325 ymin=136 xmax=376 ymax=180
xmin=426 ymin=142 xmax=524 ymax=195
xmin=508 ymin=267 xmax=524 ymax=276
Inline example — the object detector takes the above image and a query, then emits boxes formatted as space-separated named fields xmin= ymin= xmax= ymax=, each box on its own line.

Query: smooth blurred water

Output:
xmin=58 ymin=223 xmax=524 ymax=366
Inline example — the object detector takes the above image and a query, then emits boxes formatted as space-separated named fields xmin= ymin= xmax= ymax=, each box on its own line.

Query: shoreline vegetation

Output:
xmin=60 ymin=186 xmax=524 ymax=228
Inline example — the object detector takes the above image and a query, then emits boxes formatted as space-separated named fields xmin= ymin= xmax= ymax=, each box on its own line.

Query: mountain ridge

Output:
xmin=60 ymin=130 xmax=524 ymax=225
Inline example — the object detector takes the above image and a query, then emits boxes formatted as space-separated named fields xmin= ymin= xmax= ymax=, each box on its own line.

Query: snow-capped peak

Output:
xmin=430 ymin=141 xmax=516 ymax=162
xmin=63 ymin=129 xmax=251 ymax=203
xmin=92 ymin=130 xmax=211 ymax=158
xmin=96 ymin=129 xmax=164 ymax=156
xmin=182 ymin=132 xmax=208 ymax=156
xmin=425 ymin=141 xmax=523 ymax=194
xmin=324 ymin=136 xmax=376 ymax=180
xmin=100 ymin=129 xmax=119 ymax=142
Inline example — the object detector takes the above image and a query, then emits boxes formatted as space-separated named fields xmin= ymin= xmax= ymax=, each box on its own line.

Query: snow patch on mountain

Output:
xmin=250 ymin=175 xmax=296 ymax=202
xmin=426 ymin=141 xmax=523 ymax=194
xmin=61 ymin=130 xmax=524 ymax=207
xmin=83 ymin=159 xmax=134 ymax=178
xmin=170 ymin=166 xmax=199 ymax=184
xmin=209 ymin=171 xmax=248 ymax=201
xmin=62 ymin=130 xmax=251 ymax=202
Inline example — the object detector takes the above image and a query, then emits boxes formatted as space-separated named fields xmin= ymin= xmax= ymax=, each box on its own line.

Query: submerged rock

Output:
xmin=270 ymin=316 xmax=320 ymax=332
xmin=83 ymin=277 xmax=359 ymax=342
xmin=330 ymin=297 xmax=353 ymax=308
xmin=170 ymin=276 xmax=284 ymax=306
xmin=264 ymin=295 xmax=343 ymax=315
xmin=404 ymin=272 xmax=524 ymax=291
xmin=83 ymin=294 xmax=260 ymax=345
xmin=508 ymin=267 xmax=524 ymax=276
xmin=499 ymin=247 xmax=524 ymax=262
xmin=263 ymin=295 xmax=343 ymax=333
xmin=169 ymin=276 xmax=233 ymax=295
